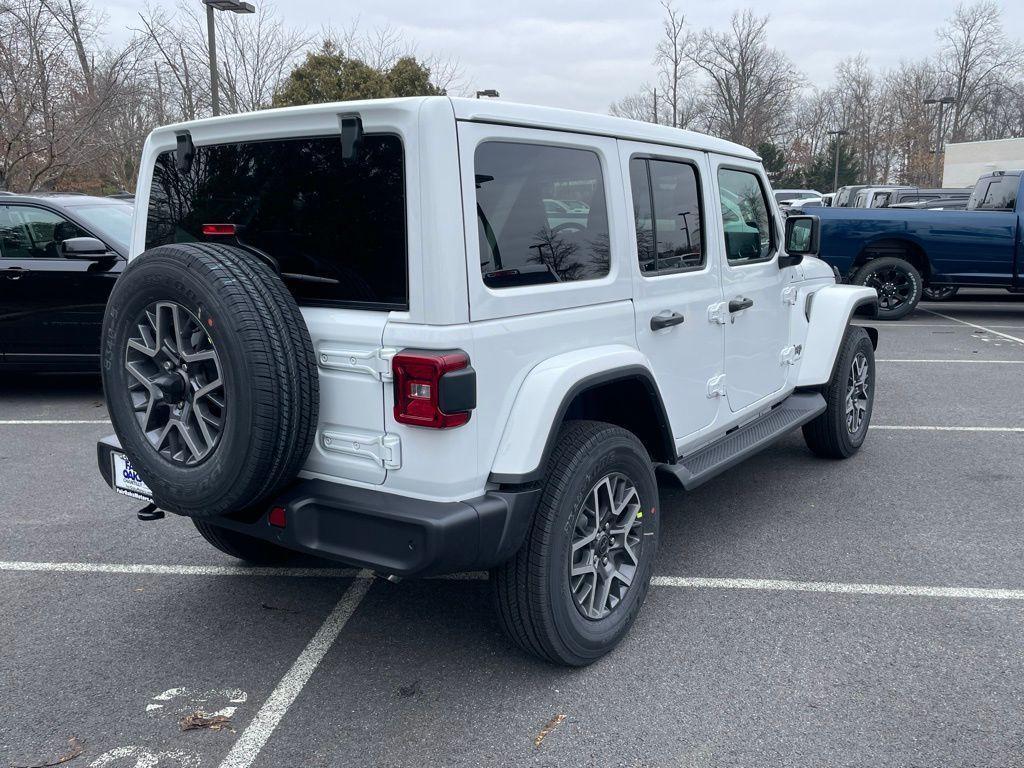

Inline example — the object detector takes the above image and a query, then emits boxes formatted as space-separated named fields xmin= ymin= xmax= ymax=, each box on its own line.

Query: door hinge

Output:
xmin=780 ymin=344 xmax=803 ymax=366
xmin=782 ymin=286 xmax=799 ymax=305
xmin=706 ymin=374 xmax=727 ymax=398
xmin=707 ymin=302 xmax=730 ymax=325
xmin=318 ymin=346 xmax=397 ymax=381
xmin=321 ymin=430 xmax=402 ymax=470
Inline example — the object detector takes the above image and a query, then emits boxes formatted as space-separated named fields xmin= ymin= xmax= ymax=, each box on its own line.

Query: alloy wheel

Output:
xmin=569 ymin=473 xmax=644 ymax=620
xmin=846 ymin=351 xmax=870 ymax=435
xmin=124 ymin=301 xmax=225 ymax=465
xmin=864 ymin=265 xmax=914 ymax=312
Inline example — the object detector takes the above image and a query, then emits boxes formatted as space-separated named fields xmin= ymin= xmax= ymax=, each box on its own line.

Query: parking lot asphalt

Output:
xmin=2 ymin=291 xmax=1023 ymax=768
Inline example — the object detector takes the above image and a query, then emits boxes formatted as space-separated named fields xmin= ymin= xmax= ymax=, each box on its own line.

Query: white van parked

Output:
xmin=97 ymin=97 xmax=877 ymax=665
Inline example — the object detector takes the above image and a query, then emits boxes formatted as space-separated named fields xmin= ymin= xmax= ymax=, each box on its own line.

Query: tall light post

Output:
xmin=202 ymin=0 xmax=255 ymax=117
xmin=827 ymin=129 xmax=848 ymax=193
xmin=924 ymin=95 xmax=956 ymax=186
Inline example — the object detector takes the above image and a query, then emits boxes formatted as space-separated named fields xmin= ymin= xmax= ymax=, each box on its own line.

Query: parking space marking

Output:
xmin=0 ymin=560 xmax=359 ymax=577
xmin=651 ymin=576 xmax=1024 ymax=600
xmin=217 ymin=572 xmax=373 ymax=768
xmin=878 ymin=359 xmax=1024 ymax=363
xmin=921 ymin=309 xmax=1024 ymax=344
xmin=0 ymin=419 xmax=110 ymax=425
xmin=873 ymin=425 xmax=1024 ymax=432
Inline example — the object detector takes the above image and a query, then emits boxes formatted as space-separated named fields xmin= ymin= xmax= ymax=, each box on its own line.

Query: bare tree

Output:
xmin=655 ymin=1 xmax=688 ymax=128
xmin=938 ymin=0 xmax=1023 ymax=141
xmin=684 ymin=10 xmax=801 ymax=146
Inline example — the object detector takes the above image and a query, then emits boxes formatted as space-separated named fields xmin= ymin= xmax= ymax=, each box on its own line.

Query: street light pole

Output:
xmin=827 ymin=129 xmax=848 ymax=193
xmin=924 ymin=95 xmax=956 ymax=186
xmin=202 ymin=1 xmax=255 ymax=117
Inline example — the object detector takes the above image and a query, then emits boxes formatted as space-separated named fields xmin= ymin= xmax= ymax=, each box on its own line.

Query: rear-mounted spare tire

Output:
xmin=101 ymin=242 xmax=319 ymax=519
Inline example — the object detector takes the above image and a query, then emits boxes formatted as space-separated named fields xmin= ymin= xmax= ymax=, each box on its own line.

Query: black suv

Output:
xmin=0 ymin=194 xmax=132 ymax=371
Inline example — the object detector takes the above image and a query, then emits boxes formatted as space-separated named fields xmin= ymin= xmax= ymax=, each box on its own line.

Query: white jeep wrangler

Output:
xmin=98 ymin=97 xmax=877 ymax=666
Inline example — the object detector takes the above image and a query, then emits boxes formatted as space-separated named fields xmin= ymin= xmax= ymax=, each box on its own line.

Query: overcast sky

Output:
xmin=99 ymin=0 xmax=1024 ymax=113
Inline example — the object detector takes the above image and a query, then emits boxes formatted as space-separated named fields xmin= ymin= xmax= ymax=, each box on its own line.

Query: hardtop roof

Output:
xmin=148 ymin=96 xmax=760 ymax=162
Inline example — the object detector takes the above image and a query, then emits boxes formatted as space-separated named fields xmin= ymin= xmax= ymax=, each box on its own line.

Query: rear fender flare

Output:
xmin=488 ymin=345 xmax=667 ymax=485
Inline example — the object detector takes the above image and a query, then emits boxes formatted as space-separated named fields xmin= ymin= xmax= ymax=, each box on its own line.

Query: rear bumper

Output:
xmin=97 ymin=435 xmax=539 ymax=576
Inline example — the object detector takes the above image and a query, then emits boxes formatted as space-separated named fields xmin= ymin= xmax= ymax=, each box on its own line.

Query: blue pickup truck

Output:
xmin=803 ymin=171 xmax=1024 ymax=319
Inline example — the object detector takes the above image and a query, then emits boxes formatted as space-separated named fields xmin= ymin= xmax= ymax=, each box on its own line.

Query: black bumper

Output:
xmin=97 ymin=435 xmax=539 ymax=577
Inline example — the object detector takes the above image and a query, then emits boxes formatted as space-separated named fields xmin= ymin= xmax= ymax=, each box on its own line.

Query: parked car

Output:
xmin=0 ymin=194 xmax=132 ymax=370
xmin=834 ymin=185 xmax=870 ymax=208
xmin=774 ymin=188 xmax=822 ymax=207
xmin=890 ymin=197 xmax=968 ymax=211
xmin=782 ymin=196 xmax=824 ymax=211
xmin=879 ymin=187 xmax=970 ymax=207
xmin=800 ymin=169 xmax=1024 ymax=319
xmin=851 ymin=186 xmax=914 ymax=208
xmin=94 ymin=97 xmax=877 ymax=666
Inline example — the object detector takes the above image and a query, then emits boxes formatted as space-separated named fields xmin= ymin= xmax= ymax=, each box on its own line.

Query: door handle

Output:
xmin=3 ymin=267 xmax=24 ymax=280
xmin=728 ymin=297 xmax=753 ymax=313
xmin=650 ymin=311 xmax=685 ymax=331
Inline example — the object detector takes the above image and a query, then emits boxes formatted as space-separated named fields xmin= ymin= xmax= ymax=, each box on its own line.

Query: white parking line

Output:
xmin=218 ymin=573 xmax=373 ymax=768
xmin=877 ymin=359 xmax=1024 ymax=364
xmin=856 ymin=322 xmax=1024 ymax=329
xmin=4 ymin=560 xmax=1024 ymax=602
xmin=0 ymin=419 xmax=110 ymax=425
xmin=873 ymin=425 xmax=1024 ymax=433
xmin=921 ymin=308 xmax=1024 ymax=344
xmin=651 ymin=576 xmax=1024 ymax=600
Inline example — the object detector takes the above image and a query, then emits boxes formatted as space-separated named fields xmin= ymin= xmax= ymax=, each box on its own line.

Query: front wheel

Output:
xmin=803 ymin=326 xmax=875 ymax=459
xmin=491 ymin=421 xmax=660 ymax=666
xmin=852 ymin=257 xmax=922 ymax=320
xmin=923 ymin=285 xmax=959 ymax=301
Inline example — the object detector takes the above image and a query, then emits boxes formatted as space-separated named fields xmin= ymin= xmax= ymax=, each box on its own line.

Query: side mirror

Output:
xmin=61 ymin=237 xmax=113 ymax=259
xmin=780 ymin=214 xmax=819 ymax=267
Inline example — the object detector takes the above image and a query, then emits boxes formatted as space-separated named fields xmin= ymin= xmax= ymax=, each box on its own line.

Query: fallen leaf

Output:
xmin=12 ymin=736 xmax=84 ymax=768
xmin=179 ymin=711 xmax=234 ymax=732
xmin=533 ymin=713 xmax=566 ymax=748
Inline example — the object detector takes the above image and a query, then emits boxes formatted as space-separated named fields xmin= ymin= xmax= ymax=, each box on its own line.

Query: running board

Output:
xmin=657 ymin=392 xmax=826 ymax=490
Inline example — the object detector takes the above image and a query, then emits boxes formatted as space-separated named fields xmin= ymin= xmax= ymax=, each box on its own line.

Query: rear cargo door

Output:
xmin=301 ymin=308 xmax=393 ymax=485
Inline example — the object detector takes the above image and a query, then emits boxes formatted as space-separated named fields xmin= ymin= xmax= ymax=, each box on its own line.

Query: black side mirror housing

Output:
xmin=61 ymin=237 xmax=113 ymax=259
xmin=780 ymin=214 xmax=820 ymax=267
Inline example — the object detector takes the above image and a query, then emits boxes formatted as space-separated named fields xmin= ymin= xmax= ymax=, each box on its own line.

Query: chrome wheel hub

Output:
xmin=124 ymin=301 xmax=225 ymax=465
xmin=569 ymin=473 xmax=644 ymax=620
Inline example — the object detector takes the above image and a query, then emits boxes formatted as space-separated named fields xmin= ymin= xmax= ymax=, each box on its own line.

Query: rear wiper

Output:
xmin=281 ymin=272 xmax=340 ymax=285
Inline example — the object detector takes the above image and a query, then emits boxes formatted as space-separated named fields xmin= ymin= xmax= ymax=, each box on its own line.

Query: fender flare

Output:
xmin=797 ymin=285 xmax=878 ymax=387
xmin=487 ymin=345 xmax=672 ymax=486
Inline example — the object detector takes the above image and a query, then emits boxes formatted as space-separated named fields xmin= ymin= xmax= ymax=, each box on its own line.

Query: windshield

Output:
xmin=68 ymin=202 xmax=133 ymax=253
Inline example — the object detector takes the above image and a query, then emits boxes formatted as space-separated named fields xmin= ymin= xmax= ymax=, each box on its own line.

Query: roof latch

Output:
xmin=339 ymin=113 xmax=363 ymax=162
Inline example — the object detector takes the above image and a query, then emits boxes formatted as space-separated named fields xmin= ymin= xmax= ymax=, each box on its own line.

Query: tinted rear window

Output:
xmin=968 ymin=175 xmax=1019 ymax=211
xmin=145 ymin=135 xmax=407 ymax=309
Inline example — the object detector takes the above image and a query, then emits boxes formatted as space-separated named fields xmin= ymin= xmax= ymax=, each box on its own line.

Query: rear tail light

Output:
xmin=392 ymin=349 xmax=475 ymax=429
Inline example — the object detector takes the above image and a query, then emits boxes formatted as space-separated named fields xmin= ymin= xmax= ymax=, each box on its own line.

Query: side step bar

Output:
xmin=657 ymin=391 xmax=826 ymax=490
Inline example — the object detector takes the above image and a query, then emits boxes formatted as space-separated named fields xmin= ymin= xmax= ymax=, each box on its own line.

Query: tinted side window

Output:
xmin=146 ymin=135 xmax=407 ymax=309
xmin=629 ymin=158 xmax=703 ymax=274
xmin=475 ymin=142 xmax=610 ymax=289
xmin=979 ymin=176 xmax=1019 ymax=211
xmin=0 ymin=206 xmax=86 ymax=259
xmin=718 ymin=168 xmax=773 ymax=264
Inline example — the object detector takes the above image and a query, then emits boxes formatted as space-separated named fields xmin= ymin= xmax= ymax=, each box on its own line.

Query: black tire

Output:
xmin=803 ymin=326 xmax=875 ymax=459
xmin=101 ymin=242 xmax=319 ymax=518
xmin=852 ymin=257 xmax=922 ymax=320
xmin=922 ymin=285 xmax=960 ymax=301
xmin=490 ymin=421 xmax=660 ymax=666
xmin=193 ymin=520 xmax=296 ymax=564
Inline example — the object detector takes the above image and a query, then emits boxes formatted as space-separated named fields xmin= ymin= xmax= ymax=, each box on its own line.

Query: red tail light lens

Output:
xmin=392 ymin=349 xmax=472 ymax=429
xmin=202 ymin=223 xmax=236 ymax=236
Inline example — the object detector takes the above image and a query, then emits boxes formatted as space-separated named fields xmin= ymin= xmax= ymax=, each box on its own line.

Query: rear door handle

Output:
xmin=728 ymin=297 xmax=753 ymax=313
xmin=650 ymin=311 xmax=685 ymax=331
xmin=3 ymin=267 xmax=24 ymax=280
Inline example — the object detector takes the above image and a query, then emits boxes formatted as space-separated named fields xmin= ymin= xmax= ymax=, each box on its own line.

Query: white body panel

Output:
xmin=130 ymin=96 xmax=870 ymax=504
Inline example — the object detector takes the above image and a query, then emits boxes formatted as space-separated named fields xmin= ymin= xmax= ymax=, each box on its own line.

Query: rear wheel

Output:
xmin=803 ymin=326 xmax=875 ymax=459
xmin=852 ymin=257 xmax=922 ymax=320
xmin=491 ymin=421 xmax=659 ymax=666
xmin=193 ymin=520 xmax=294 ymax=565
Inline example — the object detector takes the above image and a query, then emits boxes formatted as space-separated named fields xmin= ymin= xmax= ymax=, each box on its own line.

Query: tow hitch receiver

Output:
xmin=137 ymin=503 xmax=165 ymax=522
